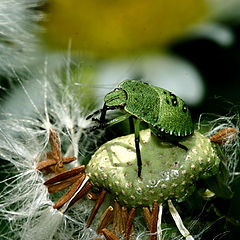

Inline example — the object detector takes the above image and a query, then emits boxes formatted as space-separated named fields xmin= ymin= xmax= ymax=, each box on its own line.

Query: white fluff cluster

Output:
xmin=198 ymin=113 xmax=240 ymax=184
xmin=0 ymin=118 xmax=51 ymax=239
xmin=0 ymin=0 xmax=43 ymax=76
xmin=0 ymin=59 xmax=103 ymax=239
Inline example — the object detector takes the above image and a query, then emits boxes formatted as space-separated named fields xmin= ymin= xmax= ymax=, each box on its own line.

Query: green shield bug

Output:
xmin=87 ymin=80 xmax=194 ymax=177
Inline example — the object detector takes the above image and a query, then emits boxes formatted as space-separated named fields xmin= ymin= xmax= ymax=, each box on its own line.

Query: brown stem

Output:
xmin=44 ymin=166 xmax=85 ymax=185
xmin=112 ymin=200 xmax=124 ymax=236
xmin=210 ymin=128 xmax=237 ymax=144
xmin=97 ymin=206 xmax=114 ymax=234
xmin=49 ymin=130 xmax=62 ymax=160
xmin=143 ymin=207 xmax=151 ymax=230
xmin=67 ymin=181 xmax=92 ymax=209
xmin=62 ymin=156 xmax=77 ymax=163
xmin=53 ymin=173 xmax=86 ymax=209
xmin=36 ymin=159 xmax=57 ymax=170
xmin=89 ymin=239 xmax=105 ymax=240
xmin=88 ymin=192 xmax=100 ymax=200
xmin=47 ymin=175 xmax=81 ymax=193
xmin=102 ymin=228 xmax=120 ymax=240
xmin=124 ymin=208 xmax=136 ymax=240
xmin=121 ymin=207 xmax=128 ymax=234
xmin=149 ymin=201 xmax=159 ymax=240
xmin=87 ymin=190 xmax=107 ymax=228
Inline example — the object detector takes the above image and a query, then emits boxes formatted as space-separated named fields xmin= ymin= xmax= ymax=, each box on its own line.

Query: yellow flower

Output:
xmin=43 ymin=0 xmax=207 ymax=57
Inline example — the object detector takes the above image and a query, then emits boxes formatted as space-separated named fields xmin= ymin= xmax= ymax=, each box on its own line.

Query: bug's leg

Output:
xmin=86 ymin=104 xmax=109 ymax=123
xmin=89 ymin=113 xmax=131 ymax=132
xmin=129 ymin=116 xmax=134 ymax=133
xmin=106 ymin=113 xmax=131 ymax=128
xmin=172 ymin=141 xmax=188 ymax=151
xmin=86 ymin=109 xmax=102 ymax=120
xmin=154 ymin=132 xmax=188 ymax=151
xmin=134 ymin=118 xmax=142 ymax=178
xmin=99 ymin=103 xmax=108 ymax=123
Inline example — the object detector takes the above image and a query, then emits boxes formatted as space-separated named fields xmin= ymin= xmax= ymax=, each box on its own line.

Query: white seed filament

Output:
xmin=168 ymin=200 xmax=194 ymax=240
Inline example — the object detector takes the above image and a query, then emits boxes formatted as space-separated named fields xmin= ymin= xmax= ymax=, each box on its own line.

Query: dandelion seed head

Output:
xmin=198 ymin=113 xmax=240 ymax=184
xmin=78 ymin=117 xmax=92 ymax=129
xmin=0 ymin=57 xmax=103 ymax=239
xmin=22 ymin=207 xmax=63 ymax=240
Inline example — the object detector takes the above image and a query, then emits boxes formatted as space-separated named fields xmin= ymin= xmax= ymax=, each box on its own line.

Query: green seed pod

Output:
xmin=86 ymin=129 xmax=221 ymax=207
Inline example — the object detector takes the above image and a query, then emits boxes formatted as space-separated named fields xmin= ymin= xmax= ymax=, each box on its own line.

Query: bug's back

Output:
xmin=151 ymin=85 xmax=193 ymax=136
xmin=119 ymin=80 xmax=159 ymax=123
xmin=119 ymin=80 xmax=193 ymax=137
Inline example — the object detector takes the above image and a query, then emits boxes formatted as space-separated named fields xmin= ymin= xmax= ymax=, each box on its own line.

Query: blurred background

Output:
xmin=0 ymin=0 xmax=240 ymax=239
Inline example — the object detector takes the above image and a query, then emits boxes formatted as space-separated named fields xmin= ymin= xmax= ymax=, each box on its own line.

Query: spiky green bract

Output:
xmin=119 ymin=80 xmax=193 ymax=137
xmin=87 ymin=129 xmax=220 ymax=207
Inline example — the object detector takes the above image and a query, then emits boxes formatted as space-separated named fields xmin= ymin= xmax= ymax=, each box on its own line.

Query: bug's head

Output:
xmin=104 ymin=88 xmax=127 ymax=108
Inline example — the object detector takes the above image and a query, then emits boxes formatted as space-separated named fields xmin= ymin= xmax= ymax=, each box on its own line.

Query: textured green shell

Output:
xmin=119 ymin=80 xmax=193 ymax=136
xmin=86 ymin=129 xmax=221 ymax=207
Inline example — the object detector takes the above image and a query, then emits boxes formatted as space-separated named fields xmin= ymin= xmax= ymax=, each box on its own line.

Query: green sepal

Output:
xmin=203 ymin=162 xmax=233 ymax=199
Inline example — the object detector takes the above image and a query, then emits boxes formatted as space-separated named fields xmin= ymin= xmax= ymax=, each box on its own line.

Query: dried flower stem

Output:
xmin=102 ymin=228 xmax=120 ymax=240
xmin=47 ymin=175 xmax=81 ymax=193
xmin=112 ymin=200 xmax=124 ymax=236
xmin=143 ymin=207 xmax=152 ymax=230
xmin=44 ymin=166 xmax=85 ymax=185
xmin=37 ymin=159 xmax=58 ymax=170
xmin=210 ymin=127 xmax=238 ymax=144
xmin=49 ymin=130 xmax=61 ymax=157
xmin=61 ymin=156 xmax=77 ymax=164
xmin=53 ymin=173 xmax=86 ymax=209
xmin=124 ymin=207 xmax=136 ymax=240
xmin=67 ymin=181 xmax=92 ymax=209
xmin=88 ymin=192 xmax=100 ymax=200
xmin=36 ymin=129 xmax=77 ymax=174
xmin=87 ymin=189 xmax=107 ymax=227
xmin=121 ymin=207 xmax=129 ymax=234
xmin=97 ymin=206 xmax=114 ymax=234
xmin=149 ymin=201 xmax=159 ymax=240
xmin=89 ymin=239 xmax=105 ymax=240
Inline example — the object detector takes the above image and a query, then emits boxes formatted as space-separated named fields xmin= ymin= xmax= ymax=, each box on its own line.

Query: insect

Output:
xmin=87 ymin=80 xmax=194 ymax=178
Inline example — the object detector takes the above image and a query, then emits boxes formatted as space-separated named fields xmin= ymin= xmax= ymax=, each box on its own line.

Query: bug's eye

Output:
xmin=170 ymin=93 xmax=176 ymax=98
xmin=172 ymin=99 xmax=178 ymax=107
xmin=182 ymin=104 xmax=187 ymax=113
